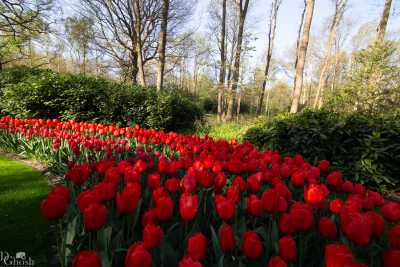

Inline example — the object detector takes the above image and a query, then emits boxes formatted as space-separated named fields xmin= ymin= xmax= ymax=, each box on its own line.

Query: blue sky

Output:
xmin=191 ymin=0 xmax=400 ymax=64
xmin=60 ymin=0 xmax=399 ymax=70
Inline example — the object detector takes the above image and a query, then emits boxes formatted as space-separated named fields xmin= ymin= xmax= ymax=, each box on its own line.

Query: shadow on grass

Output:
xmin=0 ymin=156 xmax=51 ymax=265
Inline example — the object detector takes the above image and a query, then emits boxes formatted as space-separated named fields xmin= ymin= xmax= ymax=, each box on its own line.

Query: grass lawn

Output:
xmin=0 ymin=155 xmax=50 ymax=265
xmin=195 ymin=114 xmax=265 ymax=141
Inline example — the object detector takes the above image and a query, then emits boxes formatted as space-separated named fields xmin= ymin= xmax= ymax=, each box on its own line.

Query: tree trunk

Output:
xmin=217 ymin=0 xmax=227 ymax=122
xmin=290 ymin=0 xmax=315 ymax=113
xmin=313 ymin=0 xmax=346 ymax=109
xmin=293 ymin=0 xmax=307 ymax=87
xmin=133 ymin=0 xmax=146 ymax=86
xmin=225 ymin=0 xmax=250 ymax=121
xmin=82 ymin=48 xmax=87 ymax=75
xmin=156 ymin=0 xmax=170 ymax=92
xmin=257 ymin=0 xmax=281 ymax=115
xmin=236 ymin=89 xmax=241 ymax=121
xmin=377 ymin=0 xmax=392 ymax=42
xmin=130 ymin=51 xmax=139 ymax=84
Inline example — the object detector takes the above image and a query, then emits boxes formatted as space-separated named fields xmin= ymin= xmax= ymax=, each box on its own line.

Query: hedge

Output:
xmin=0 ymin=66 xmax=203 ymax=131
xmin=243 ymin=110 xmax=400 ymax=191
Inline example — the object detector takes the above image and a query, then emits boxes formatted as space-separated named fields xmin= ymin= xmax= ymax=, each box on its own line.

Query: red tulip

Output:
xmin=92 ymin=182 xmax=116 ymax=202
xmin=241 ymin=231 xmax=262 ymax=259
xmin=289 ymin=203 xmax=314 ymax=231
xmin=66 ymin=163 xmax=91 ymax=186
xmin=325 ymin=244 xmax=353 ymax=267
xmin=72 ymin=250 xmax=102 ymax=267
xmin=116 ymin=183 xmax=141 ymax=214
xmin=247 ymin=194 xmax=262 ymax=217
xmin=124 ymin=166 xmax=140 ymax=184
xmin=365 ymin=211 xmax=385 ymax=238
xmin=381 ymin=202 xmax=400 ymax=222
xmin=319 ymin=217 xmax=337 ymax=239
xmin=247 ymin=174 xmax=261 ymax=193
xmin=165 ymin=178 xmax=180 ymax=193
xmin=155 ymin=196 xmax=174 ymax=221
xmin=147 ymin=172 xmax=161 ymax=190
xmin=214 ymin=172 xmax=227 ymax=192
xmin=304 ymin=184 xmax=328 ymax=208
xmin=49 ymin=186 xmax=70 ymax=203
xmin=187 ymin=232 xmax=207 ymax=261
xmin=83 ymin=203 xmax=108 ymax=231
xmin=142 ymin=208 xmax=158 ymax=226
xmin=262 ymin=189 xmax=287 ymax=214
xmin=278 ymin=236 xmax=297 ymax=262
xmin=179 ymin=193 xmax=198 ymax=221
xmin=279 ymin=213 xmax=294 ymax=235
xmin=267 ymin=256 xmax=288 ymax=267
xmin=318 ymin=160 xmax=330 ymax=171
xmin=389 ymin=225 xmax=400 ymax=249
xmin=125 ymin=242 xmax=152 ymax=267
xmin=41 ymin=194 xmax=68 ymax=220
xmin=143 ymin=223 xmax=163 ymax=249
xmin=384 ymin=250 xmax=400 ymax=267
xmin=342 ymin=212 xmax=372 ymax=246
xmin=216 ymin=197 xmax=236 ymax=221
xmin=329 ymin=199 xmax=343 ymax=214
xmin=219 ymin=224 xmax=235 ymax=252
xmin=178 ymin=256 xmax=203 ymax=267
xmin=104 ymin=167 xmax=120 ymax=185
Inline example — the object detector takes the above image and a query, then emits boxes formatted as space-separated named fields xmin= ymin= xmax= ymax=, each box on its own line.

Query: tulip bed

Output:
xmin=0 ymin=116 xmax=400 ymax=267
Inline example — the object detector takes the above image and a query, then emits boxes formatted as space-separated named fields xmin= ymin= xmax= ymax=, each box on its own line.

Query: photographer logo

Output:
xmin=0 ymin=251 xmax=34 ymax=266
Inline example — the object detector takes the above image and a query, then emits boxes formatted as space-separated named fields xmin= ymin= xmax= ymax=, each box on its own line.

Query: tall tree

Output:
xmin=290 ymin=0 xmax=315 ymax=113
xmin=133 ymin=0 xmax=146 ymax=86
xmin=225 ymin=0 xmax=250 ymax=121
xmin=156 ymin=0 xmax=170 ymax=91
xmin=377 ymin=0 xmax=393 ymax=42
xmin=0 ymin=0 xmax=52 ymax=69
xmin=65 ymin=16 xmax=94 ymax=74
xmin=256 ymin=0 xmax=282 ymax=115
xmin=313 ymin=0 xmax=347 ymax=109
xmin=0 ymin=0 xmax=52 ymax=38
xmin=217 ymin=0 xmax=227 ymax=122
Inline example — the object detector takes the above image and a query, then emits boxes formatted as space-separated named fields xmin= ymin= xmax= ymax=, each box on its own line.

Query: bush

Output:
xmin=243 ymin=110 xmax=400 ymax=191
xmin=0 ymin=66 xmax=203 ymax=131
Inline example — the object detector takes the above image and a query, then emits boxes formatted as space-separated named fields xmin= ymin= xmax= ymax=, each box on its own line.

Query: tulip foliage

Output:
xmin=1 ymin=116 xmax=400 ymax=267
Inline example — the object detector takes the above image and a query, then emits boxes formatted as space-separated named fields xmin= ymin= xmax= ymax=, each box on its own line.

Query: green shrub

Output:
xmin=243 ymin=110 xmax=400 ymax=191
xmin=0 ymin=66 xmax=203 ymax=131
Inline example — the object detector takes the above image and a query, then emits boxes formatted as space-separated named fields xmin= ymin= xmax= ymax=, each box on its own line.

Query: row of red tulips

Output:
xmin=0 ymin=116 xmax=399 ymax=267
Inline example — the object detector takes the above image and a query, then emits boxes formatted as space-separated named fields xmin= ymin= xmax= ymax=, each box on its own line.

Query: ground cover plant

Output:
xmin=0 ymin=116 xmax=400 ymax=267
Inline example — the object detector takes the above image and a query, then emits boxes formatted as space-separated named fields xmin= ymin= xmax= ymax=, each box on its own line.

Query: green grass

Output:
xmin=0 ymin=155 xmax=50 ymax=265
xmin=195 ymin=114 xmax=266 ymax=141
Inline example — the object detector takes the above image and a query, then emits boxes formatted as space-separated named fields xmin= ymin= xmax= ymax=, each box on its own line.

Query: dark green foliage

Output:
xmin=243 ymin=110 xmax=400 ymax=191
xmin=0 ymin=66 xmax=203 ymax=131
xmin=202 ymin=97 xmax=217 ymax=113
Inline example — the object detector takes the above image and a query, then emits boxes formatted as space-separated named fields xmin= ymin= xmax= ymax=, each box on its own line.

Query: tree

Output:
xmin=325 ymin=42 xmax=400 ymax=114
xmin=256 ymin=0 xmax=282 ymax=115
xmin=225 ymin=0 xmax=250 ymax=121
xmin=313 ymin=0 xmax=347 ymax=109
xmin=133 ymin=0 xmax=146 ymax=86
xmin=0 ymin=0 xmax=52 ymax=38
xmin=217 ymin=0 xmax=227 ymax=122
xmin=0 ymin=0 xmax=52 ymax=69
xmin=156 ymin=0 xmax=169 ymax=91
xmin=65 ymin=16 xmax=94 ymax=74
xmin=290 ymin=0 xmax=315 ymax=113
xmin=377 ymin=0 xmax=393 ymax=42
